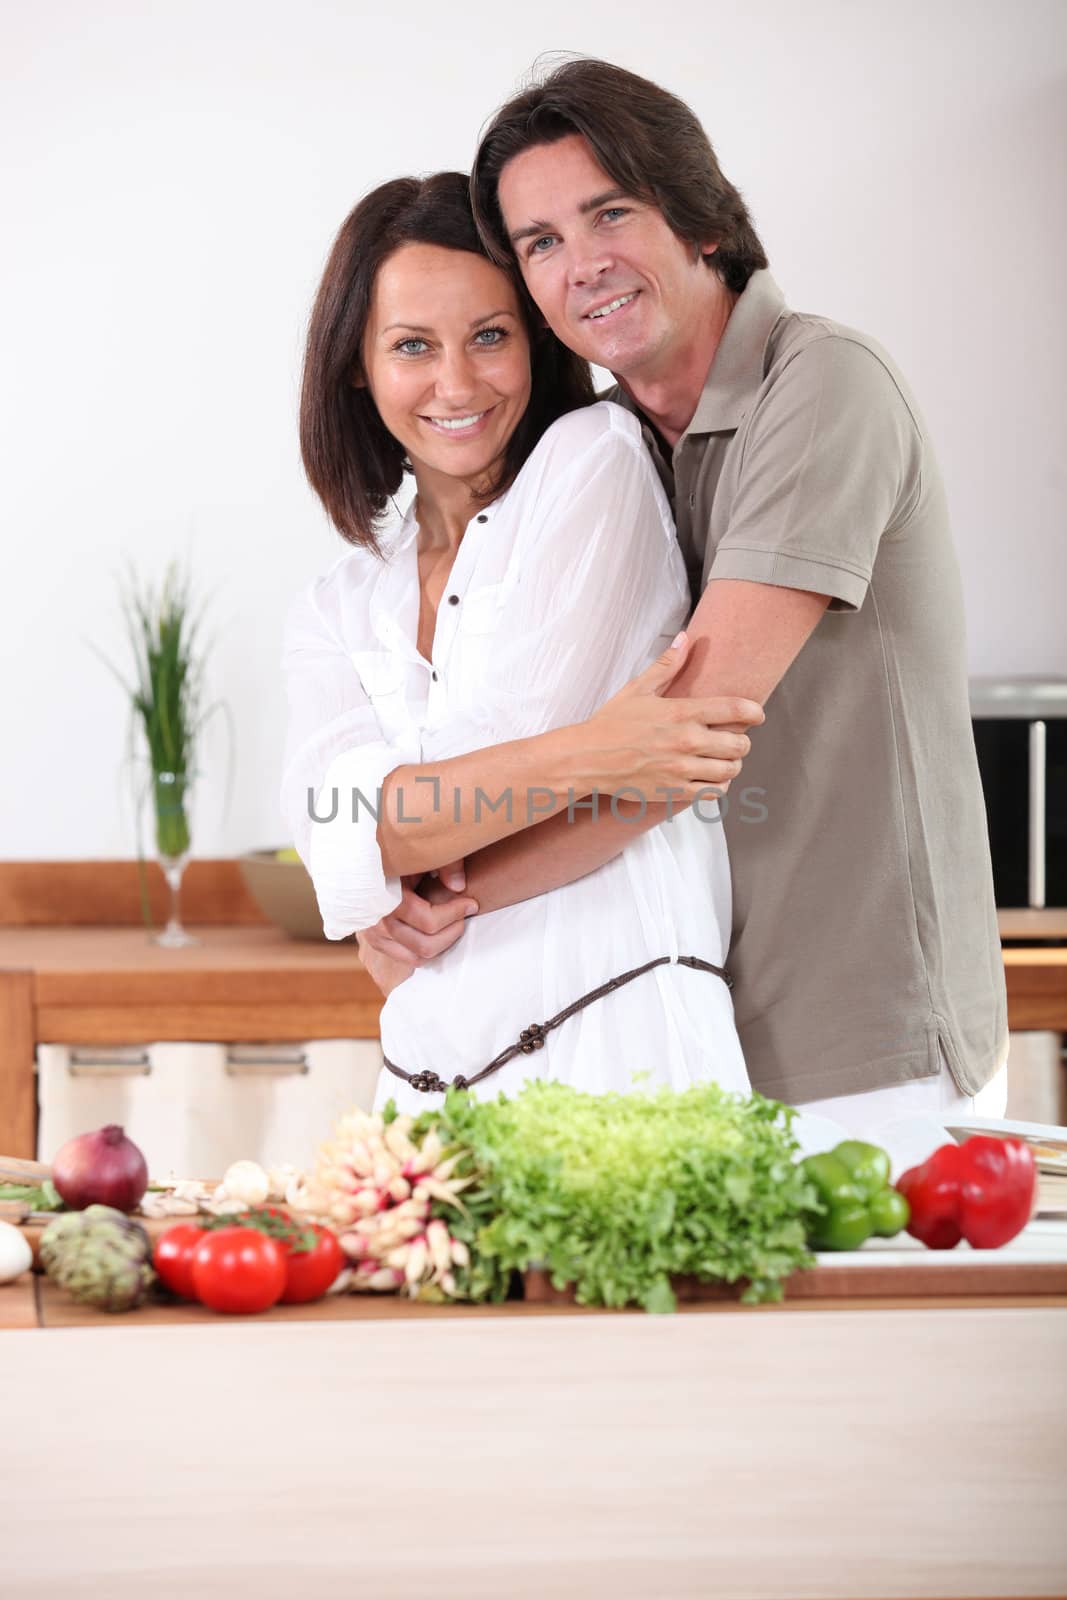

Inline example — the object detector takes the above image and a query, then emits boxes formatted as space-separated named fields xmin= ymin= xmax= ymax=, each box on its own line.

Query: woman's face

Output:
xmin=361 ymin=242 xmax=532 ymax=493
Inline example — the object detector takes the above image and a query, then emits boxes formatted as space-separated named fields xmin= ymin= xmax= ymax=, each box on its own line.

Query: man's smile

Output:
xmin=583 ymin=291 xmax=640 ymax=321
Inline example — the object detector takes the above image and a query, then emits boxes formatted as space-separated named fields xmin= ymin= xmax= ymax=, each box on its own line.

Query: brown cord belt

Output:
xmin=381 ymin=953 xmax=732 ymax=1095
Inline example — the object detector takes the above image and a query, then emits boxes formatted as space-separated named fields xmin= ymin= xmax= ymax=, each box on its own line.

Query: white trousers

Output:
xmin=794 ymin=1044 xmax=1010 ymax=1166
xmin=796 ymin=1049 xmax=1017 ymax=1177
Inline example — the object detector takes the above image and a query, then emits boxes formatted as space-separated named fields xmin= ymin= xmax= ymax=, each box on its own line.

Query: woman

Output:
xmin=280 ymin=172 xmax=751 ymax=1114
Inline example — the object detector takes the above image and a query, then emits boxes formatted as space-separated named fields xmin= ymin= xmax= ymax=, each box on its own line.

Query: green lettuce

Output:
xmin=426 ymin=1080 xmax=817 ymax=1312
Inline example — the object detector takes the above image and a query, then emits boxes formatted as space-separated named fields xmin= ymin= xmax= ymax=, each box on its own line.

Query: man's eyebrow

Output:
xmin=508 ymin=189 xmax=633 ymax=246
xmin=578 ymin=187 xmax=631 ymax=216
xmin=380 ymin=309 xmax=518 ymax=335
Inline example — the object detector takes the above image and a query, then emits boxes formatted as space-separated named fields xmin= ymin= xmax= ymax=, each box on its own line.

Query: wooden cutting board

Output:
xmin=0 ymin=1276 xmax=39 ymax=1330
xmin=14 ymin=1209 xmax=1067 ymax=1312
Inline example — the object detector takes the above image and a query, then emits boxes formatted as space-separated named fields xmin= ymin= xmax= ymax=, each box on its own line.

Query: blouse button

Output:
xmin=476 ymin=514 xmax=488 ymax=524
xmin=447 ymin=594 xmax=459 ymax=605
xmin=431 ymin=670 xmax=439 ymax=682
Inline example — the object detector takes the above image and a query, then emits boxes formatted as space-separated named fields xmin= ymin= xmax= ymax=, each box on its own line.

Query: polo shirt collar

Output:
xmin=686 ymin=268 xmax=787 ymax=435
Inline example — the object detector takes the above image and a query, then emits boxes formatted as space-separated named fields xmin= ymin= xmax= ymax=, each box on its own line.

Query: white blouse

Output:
xmin=280 ymin=401 xmax=749 ymax=1112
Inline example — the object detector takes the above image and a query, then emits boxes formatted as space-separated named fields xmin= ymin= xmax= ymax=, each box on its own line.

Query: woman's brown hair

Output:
xmin=300 ymin=170 xmax=594 ymax=554
xmin=471 ymin=59 xmax=768 ymax=294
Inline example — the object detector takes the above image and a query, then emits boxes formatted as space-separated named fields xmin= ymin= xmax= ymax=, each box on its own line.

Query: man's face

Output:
xmin=497 ymin=132 xmax=716 ymax=382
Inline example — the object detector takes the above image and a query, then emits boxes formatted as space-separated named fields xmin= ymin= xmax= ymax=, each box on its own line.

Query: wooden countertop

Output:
xmin=1002 ymin=944 xmax=1067 ymax=1031
xmin=0 ymin=924 xmax=383 ymax=1043
xmin=1 ymin=924 xmax=1062 ymax=1037
xmin=1 ymin=1297 xmax=1063 ymax=1597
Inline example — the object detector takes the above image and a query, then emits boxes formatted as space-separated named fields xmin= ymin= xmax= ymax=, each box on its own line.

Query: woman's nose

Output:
xmin=434 ymin=348 xmax=478 ymax=404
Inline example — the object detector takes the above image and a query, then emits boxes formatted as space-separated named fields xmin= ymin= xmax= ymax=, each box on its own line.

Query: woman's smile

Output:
xmin=420 ymin=405 xmax=499 ymax=439
xmin=361 ymin=242 xmax=532 ymax=502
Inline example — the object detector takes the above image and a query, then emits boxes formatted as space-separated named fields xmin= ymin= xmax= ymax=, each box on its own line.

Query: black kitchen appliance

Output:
xmin=970 ymin=677 xmax=1067 ymax=919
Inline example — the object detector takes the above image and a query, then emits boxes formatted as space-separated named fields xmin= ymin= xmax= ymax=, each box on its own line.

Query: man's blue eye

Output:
xmin=530 ymin=235 xmax=555 ymax=254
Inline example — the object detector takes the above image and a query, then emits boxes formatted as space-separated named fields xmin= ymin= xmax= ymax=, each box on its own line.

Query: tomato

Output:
xmin=279 ymin=1223 xmax=344 ymax=1304
xmin=153 ymin=1223 xmax=207 ymax=1299
xmin=191 ymin=1227 xmax=287 ymax=1314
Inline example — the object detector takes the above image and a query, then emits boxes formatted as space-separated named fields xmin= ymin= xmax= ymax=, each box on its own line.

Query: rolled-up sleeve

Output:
xmin=279 ymin=585 xmax=421 ymax=939
xmin=709 ymin=335 xmax=923 ymax=613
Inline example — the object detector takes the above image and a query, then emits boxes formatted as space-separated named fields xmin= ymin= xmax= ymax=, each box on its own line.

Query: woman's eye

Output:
xmin=473 ymin=325 xmax=508 ymax=346
xmin=394 ymin=338 xmax=428 ymax=355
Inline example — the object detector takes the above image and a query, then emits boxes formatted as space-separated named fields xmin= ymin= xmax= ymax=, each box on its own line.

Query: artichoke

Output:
xmin=39 ymin=1204 xmax=156 ymax=1312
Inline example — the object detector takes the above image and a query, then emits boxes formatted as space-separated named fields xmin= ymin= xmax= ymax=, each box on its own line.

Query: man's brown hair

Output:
xmin=472 ymin=58 xmax=768 ymax=294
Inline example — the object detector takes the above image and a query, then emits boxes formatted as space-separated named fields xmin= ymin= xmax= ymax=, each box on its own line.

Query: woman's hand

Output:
xmin=356 ymin=864 xmax=477 ymax=982
xmin=582 ymin=634 xmax=764 ymax=800
xmin=355 ymin=932 xmax=415 ymax=999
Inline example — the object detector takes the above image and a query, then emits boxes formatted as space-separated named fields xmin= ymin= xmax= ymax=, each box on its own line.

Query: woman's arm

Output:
xmin=367 ymin=578 xmax=822 ymax=962
xmin=282 ymin=588 xmax=755 ymax=941
xmin=376 ymin=654 xmax=757 ymax=876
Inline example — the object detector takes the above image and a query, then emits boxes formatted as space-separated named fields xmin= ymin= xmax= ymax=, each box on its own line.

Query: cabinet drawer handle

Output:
xmin=67 ymin=1050 xmax=151 ymax=1078
xmin=224 ymin=1048 xmax=309 ymax=1078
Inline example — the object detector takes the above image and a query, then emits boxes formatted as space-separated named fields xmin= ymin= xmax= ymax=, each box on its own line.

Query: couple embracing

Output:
xmin=281 ymin=58 xmax=1008 ymax=1140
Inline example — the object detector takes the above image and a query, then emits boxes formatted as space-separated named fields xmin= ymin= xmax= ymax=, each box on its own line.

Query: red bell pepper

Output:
xmin=896 ymin=1136 xmax=1037 ymax=1250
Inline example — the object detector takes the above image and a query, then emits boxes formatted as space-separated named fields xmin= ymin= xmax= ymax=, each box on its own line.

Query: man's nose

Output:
xmin=566 ymin=240 xmax=613 ymax=289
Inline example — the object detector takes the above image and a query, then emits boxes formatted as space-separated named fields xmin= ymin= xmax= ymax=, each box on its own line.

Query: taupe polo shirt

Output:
xmin=612 ymin=269 xmax=1007 ymax=1104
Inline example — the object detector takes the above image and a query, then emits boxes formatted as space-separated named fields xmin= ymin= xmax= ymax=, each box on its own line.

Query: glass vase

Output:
xmin=151 ymin=769 xmax=198 ymax=948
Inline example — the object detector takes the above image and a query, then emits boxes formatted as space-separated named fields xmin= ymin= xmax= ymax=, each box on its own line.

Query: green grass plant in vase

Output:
xmin=92 ymin=560 xmax=230 ymax=948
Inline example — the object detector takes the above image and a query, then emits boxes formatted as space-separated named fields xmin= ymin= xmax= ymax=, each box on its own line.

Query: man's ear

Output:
xmin=700 ymin=240 xmax=720 ymax=262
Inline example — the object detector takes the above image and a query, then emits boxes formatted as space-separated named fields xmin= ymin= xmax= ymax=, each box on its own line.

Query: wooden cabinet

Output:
xmin=0 ymin=924 xmax=384 ymax=1158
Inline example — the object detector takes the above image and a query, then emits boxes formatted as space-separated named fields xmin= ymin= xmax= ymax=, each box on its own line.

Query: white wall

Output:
xmin=3 ymin=0 xmax=1065 ymax=858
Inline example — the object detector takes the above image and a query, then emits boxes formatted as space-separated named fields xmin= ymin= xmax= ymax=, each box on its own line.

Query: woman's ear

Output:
xmin=350 ymin=359 xmax=367 ymax=389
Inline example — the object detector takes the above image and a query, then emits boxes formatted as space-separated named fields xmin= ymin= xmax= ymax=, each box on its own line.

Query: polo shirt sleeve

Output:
xmin=708 ymin=335 xmax=923 ymax=612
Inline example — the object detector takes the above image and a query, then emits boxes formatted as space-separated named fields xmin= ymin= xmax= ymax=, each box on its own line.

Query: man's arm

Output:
xmin=376 ymin=645 xmax=762 ymax=879
xmin=459 ymin=580 xmax=829 ymax=914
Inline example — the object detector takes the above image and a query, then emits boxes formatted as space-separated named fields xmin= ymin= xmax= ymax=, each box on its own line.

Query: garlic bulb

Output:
xmin=218 ymin=1160 xmax=271 ymax=1207
xmin=0 ymin=1219 xmax=33 ymax=1284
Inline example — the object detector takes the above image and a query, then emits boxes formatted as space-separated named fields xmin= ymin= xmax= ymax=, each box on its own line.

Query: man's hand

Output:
xmin=583 ymin=633 xmax=764 ymax=800
xmin=357 ymin=862 xmax=477 ymax=976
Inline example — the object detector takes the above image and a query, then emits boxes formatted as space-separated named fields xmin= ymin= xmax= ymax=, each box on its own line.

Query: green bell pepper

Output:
xmin=800 ymin=1140 xmax=910 ymax=1251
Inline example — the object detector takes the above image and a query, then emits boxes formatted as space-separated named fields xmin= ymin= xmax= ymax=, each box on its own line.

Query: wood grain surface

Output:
xmin=0 ymin=859 xmax=270 ymax=927
xmin=0 ymin=1275 xmax=38 ymax=1330
xmin=1 ymin=1307 xmax=1063 ymax=1599
xmin=0 ymin=970 xmax=36 ymax=1160
xmin=0 ymin=925 xmax=383 ymax=1042
xmin=1003 ymin=946 xmax=1067 ymax=1031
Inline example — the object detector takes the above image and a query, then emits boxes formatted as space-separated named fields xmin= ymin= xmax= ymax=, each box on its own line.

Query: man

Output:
xmin=359 ymin=58 xmax=1007 ymax=1127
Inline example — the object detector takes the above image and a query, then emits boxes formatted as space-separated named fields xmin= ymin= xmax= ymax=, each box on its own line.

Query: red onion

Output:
xmin=51 ymin=1124 xmax=149 ymax=1212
